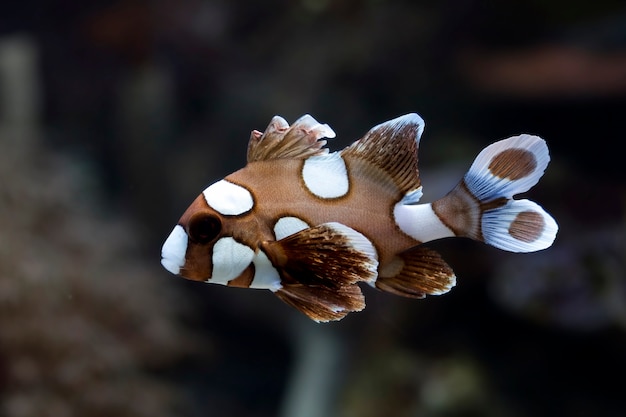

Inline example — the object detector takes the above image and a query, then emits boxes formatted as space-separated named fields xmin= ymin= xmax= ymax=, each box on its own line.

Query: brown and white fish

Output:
xmin=161 ymin=114 xmax=558 ymax=322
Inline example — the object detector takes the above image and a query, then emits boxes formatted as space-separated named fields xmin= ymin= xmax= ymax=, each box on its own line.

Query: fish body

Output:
xmin=161 ymin=114 xmax=558 ymax=322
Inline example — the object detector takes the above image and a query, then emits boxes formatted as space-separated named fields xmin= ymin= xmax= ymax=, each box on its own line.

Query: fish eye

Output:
xmin=187 ymin=213 xmax=222 ymax=244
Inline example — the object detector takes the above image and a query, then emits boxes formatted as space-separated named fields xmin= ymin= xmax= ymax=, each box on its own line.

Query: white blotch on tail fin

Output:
xmin=465 ymin=134 xmax=549 ymax=200
xmin=161 ymin=225 xmax=188 ymax=274
xmin=483 ymin=199 xmax=558 ymax=252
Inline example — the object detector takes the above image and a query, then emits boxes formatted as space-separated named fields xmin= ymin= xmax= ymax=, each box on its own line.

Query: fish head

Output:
xmin=161 ymin=179 xmax=259 ymax=285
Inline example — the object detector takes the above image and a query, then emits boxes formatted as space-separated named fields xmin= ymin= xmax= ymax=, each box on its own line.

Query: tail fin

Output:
xmin=433 ymin=134 xmax=558 ymax=252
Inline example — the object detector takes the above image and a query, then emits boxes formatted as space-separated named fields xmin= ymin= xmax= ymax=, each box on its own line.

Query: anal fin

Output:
xmin=262 ymin=222 xmax=379 ymax=322
xmin=376 ymin=246 xmax=456 ymax=298
xmin=275 ymin=284 xmax=365 ymax=323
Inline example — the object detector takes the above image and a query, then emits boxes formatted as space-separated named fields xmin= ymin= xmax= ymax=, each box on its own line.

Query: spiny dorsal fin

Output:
xmin=261 ymin=222 xmax=378 ymax=322
xmin=341 ymin=113 xmax=424 ymax=196
xmin=375 ymin=245 xmax=456 ymax=298
xmin=247 ymin=115 xmax=335 ymax=163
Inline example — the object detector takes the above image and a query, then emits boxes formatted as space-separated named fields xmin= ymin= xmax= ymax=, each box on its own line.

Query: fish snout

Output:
xmin=161 ymin=225 xmax=188 ymax=275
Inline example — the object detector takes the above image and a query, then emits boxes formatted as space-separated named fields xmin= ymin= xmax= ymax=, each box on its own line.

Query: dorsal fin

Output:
xmin=341 ymin=113 xmax=424 ymax=196
xmin=247 ymin=115 xmax=335 ymax=163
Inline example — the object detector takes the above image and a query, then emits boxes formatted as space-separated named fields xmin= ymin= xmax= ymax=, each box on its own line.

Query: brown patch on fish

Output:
xmin=228 ymin=264 xmax=255 ymax=288
xmin=379 ymin=256 xmax=404 ymax=278
xmin=432 ymin=180 xmax=509 ymax=242
xmin=508 ymin=210 xmax=544 ymax=242
xmin=432 ymin=181 xmax=481 ymax=239
xmin=488 ymin=148 xmax=536 ymax=180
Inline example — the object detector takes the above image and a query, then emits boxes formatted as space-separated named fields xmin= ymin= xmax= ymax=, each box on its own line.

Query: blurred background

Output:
xmin=1 ymin=1 xmax=625 ymax=416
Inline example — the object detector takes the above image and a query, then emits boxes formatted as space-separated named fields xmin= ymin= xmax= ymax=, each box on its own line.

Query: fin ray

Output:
xmin=464 ymin=134 xmax=550 ymax=200
xmin=262 ymin=222 xmax=378 ymax=322
xmin=431 ymin=134 xmax=558 ymax=253
xmin=342 ymin=113 xmax=424 ymax=197
xmin=482 ymin=199 xmax=558 ymax=252
xmin=275 ymin=284 xmax=364 ymax=322
xmin=247 ymin=115 xmax=335 ymax=162
xmin=376 ymin=246 xmax=456 ymax=298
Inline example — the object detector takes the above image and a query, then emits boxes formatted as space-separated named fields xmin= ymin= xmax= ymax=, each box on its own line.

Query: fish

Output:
xmin=161 ymin=113 xmax=558 ymax=322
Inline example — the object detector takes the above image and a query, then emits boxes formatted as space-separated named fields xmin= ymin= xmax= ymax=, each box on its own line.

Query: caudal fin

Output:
xmin=433 ymin=134 xmax=558 ymax=252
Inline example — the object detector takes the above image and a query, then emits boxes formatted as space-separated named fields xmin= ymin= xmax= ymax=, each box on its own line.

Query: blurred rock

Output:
xmin=0 ymin=122 xmax=201 ymax=417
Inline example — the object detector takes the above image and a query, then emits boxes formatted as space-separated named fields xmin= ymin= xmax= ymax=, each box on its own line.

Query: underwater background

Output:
xmin=1 ymin=1 xmax=624 ymax=416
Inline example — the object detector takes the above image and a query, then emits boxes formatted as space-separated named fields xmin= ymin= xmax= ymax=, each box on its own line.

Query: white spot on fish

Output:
xmin=393 ymin=202 xmax=454 ymax=243
xmin=250 ymin=250 xmax=282 ymax=291
xmin=161 ymin=225 xmax=188 ymax=274
xmin=301 ymin=152 xmax=349 ymax=199
xmin=210 ymin=237 xmax=254 ymax=285
xmin=273 ymin=216 xmax=310 ymax=240
xmin=399 ymin=187 xmax=423 ymax=205
xmin=203 ymin=180 xmax=254 ymax=216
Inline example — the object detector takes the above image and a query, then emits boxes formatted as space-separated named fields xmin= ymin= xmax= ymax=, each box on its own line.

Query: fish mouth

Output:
xmin=161 ymin=225 xmax=188 ymax=275
xmin=161 ymin=257 xmax=182 ymax=275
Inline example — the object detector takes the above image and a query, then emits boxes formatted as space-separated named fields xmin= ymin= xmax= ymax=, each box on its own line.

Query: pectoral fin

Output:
xmin=262 ymin=222 xmax=378 ymax=322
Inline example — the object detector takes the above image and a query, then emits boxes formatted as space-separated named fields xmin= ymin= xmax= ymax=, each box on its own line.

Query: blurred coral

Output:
xmin=0 ymin=129 xmax=200 ymax=417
